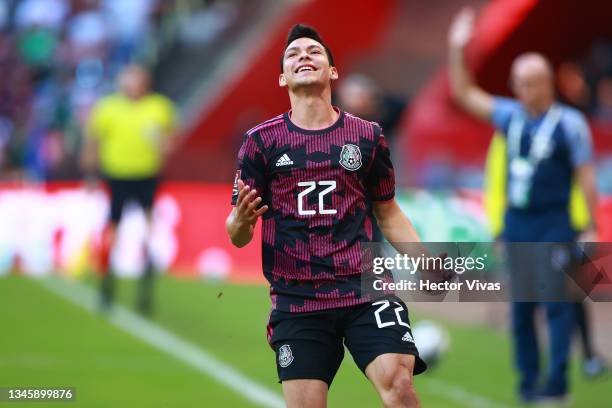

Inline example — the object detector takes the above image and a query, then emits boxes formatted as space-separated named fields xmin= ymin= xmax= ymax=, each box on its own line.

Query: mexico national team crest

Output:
xmin=278 ymin=344 xmax=294 ymax=368
xmin=339 ymin=144 xmax=362 ymax=171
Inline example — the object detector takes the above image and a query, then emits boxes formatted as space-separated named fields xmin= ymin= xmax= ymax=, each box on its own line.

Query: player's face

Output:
xmin=511 ymin=58 xmax=554 ymax=113
xmin=279 ymin=38 xmax=338 ymax=90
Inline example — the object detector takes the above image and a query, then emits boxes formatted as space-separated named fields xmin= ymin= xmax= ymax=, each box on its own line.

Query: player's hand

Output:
xmin=234 ymin=179 xmax=268 ymax=226
xmin=448 ymin=7 xmax=475 ymax=49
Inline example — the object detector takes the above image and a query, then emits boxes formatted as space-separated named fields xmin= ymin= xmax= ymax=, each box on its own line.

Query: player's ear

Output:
xmin=279 ymin=73 xmax=287 ymax=87
xmin=330 ymin=66 xmax=339 ymax=81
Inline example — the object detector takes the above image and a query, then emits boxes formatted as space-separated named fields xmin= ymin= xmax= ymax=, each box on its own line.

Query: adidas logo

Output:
xmin=276 ymin=153 xmax=294 ymax=167
xmin=402 ymin=331 xmax=414 ymax=343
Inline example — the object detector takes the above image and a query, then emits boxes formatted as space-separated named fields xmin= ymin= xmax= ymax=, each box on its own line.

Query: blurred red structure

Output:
xmin=403 ymin=0 xmax=612 ymax=170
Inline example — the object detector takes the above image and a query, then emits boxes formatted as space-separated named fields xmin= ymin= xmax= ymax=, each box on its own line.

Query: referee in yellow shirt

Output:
xmin=81 ymin=64 xmax=177 ymax=315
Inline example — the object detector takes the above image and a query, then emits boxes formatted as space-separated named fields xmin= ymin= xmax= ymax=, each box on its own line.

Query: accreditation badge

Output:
xmin=508 ymin=157 xmax=534 ymax=208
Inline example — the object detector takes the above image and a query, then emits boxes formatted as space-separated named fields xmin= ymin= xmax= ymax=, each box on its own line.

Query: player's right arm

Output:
xmin=226 ymin=132 xmax=268 ymax=248
xmin=448 ymin=7 xmax=494 ymax=121
xmin=226 ymin=179 xmax=268 ymax=248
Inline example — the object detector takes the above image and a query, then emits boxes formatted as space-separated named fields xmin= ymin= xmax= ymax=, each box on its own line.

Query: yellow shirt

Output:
xmin=484 ymin=132 xmax=590 ymax=237
xmin=87 ymin=93 xmax=176 ymax=179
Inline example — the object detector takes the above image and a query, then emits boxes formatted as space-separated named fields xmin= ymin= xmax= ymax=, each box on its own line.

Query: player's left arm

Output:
xmin=373 ymin=199 xmax=421 ymax=244
xmin=367 ymin=127 xmax=450 ymax=283
xmin=367 ymin=128 xmax=421 ymax=245
xmin=373 ymin=199 xmax=452 ymax=283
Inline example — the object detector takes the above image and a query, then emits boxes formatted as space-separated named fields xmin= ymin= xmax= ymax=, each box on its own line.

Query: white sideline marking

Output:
xmin=36 ymin=277 xmax=515 ymax=408
xmin=37 ymin=277 xmax=285 ymax=408
xmin=421 ymin=378 xmax=514 ymax=408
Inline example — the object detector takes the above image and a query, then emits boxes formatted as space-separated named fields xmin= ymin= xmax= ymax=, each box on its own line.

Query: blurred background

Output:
xmin=1 ymin=0 xmax=611 ymax=407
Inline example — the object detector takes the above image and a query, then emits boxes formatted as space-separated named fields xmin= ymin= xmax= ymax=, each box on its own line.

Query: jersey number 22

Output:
xmin=297 ymin=181 xmax=337 ymax=215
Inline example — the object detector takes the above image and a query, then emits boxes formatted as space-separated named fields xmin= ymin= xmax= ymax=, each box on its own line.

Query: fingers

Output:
xmin=449 ymin=7 xmax=475 ymax=47
xmin=252 ymin=204 xmax=269 ymax=218
xmin=236 ymin=184 xmax=267 ymax=222
xmin=236 ymin=182 xmax=249 ymax=207
xmin=246 ymin=196 xmax=262 ymax=211
xmin=238 ymin=188 xmax=258 ymax=213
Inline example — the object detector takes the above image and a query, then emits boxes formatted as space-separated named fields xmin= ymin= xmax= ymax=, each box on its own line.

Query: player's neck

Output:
xmin=525 ymin=98 xmax=554 ymax=117
xmin=288 ymin=91 xmax=337 ymax=130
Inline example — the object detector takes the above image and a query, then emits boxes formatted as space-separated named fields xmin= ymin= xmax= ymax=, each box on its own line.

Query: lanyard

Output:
xmin=507 ymin=104 xmax=562 ymax=165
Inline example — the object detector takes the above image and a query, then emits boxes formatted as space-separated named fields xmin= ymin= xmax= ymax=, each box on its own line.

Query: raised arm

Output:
xmin=448 ymin=7 xmax=494 ymax=121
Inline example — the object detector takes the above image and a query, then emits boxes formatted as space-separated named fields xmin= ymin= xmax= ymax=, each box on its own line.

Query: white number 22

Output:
xmin=297 ymin=180 xmax=337 ymax=215
xmin=372 ymin=300 xmax=411 ymax=329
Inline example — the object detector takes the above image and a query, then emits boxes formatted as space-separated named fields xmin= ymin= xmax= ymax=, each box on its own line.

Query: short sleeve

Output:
xmin=491 ymin=97 xmax=522 ymax=135
xmin=562 ymin=110 xmax=593 ymax=167
xmin=366 ymin=126 xmax=395 ymax=201
xmin=231 ymin=133 xmax=267 ymax=206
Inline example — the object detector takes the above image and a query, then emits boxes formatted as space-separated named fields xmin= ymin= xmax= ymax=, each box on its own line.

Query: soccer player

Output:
xmin=226 ymin=24 xmax=428 ymax=407
xmin=82 ymin=64 xmax=177 ymax=315
xmin=448 ymin=8 xmax=599 ymax=404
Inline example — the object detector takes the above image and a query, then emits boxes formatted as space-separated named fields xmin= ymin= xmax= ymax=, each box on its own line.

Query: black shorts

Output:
xmin=267 ymin=296 xmax=427 ymax=386
xmin=105 ymin=177 xmax=159 ymax=224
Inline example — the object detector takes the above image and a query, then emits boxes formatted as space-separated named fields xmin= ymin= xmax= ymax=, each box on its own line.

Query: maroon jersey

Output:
xmin=232 ymin=109 xmax=395 ymax=312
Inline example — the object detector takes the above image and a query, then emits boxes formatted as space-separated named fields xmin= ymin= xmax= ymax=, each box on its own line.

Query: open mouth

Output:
xmin=295 ymin=64 xmax=317 ymax=73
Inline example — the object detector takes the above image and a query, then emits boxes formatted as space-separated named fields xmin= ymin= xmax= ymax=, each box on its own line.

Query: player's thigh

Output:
xmin=343 ymin=298 xmax=426 ymax=376
xmin=282 ymin=379 xmax=328 ymax=408
xmin=269 ymin=310 xmax=344 ymax=387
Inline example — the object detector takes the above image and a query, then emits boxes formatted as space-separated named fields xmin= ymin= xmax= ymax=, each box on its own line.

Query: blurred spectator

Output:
xmin=15 ymin=0 xmax=69 ymax=31
xmin=557 ymin=62 xmax=591 ymax=112
xmin=335 ymin=73 xmax=410 ymax=186
xmin=102 ymin=0 xmax=157 ymax=68
xmin=0 ymin=0 xmax=249 ymax=181
xmin=557 ymin=40 xmax=612 ymax=118
xmin=179 ymin=0 xmax=239 ymax=47
xmin=0 ymin=0 xmax=171 ymax=180
xmin=594 ymin=77 xmax=612 ymax=123
xmin=0 ymin=0 xmax=8 ymax=30
xmin=335 ymin=73 xmax=406 ymax=142
xmin=66 ymin=3 xmax=108 ymax=62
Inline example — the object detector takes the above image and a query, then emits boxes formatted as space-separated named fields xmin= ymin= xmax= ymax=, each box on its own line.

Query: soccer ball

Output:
xmin=413 ymin=320 xmax=450 ymax=368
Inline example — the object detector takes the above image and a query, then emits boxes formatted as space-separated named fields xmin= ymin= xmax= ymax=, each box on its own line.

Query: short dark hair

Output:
xmin=280 ymin=24 xmax=334 ymax=72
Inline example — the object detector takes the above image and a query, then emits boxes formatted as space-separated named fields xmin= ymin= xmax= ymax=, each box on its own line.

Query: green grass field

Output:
xmin=1 ymin=275 xmax=610 ymax=407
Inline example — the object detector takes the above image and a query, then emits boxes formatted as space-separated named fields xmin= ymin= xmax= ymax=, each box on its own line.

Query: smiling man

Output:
xmin=226 ymin=24 xmax=427 ymax=407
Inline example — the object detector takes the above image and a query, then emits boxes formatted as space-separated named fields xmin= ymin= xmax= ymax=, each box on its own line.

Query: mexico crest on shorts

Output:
xmin=278 ymin=344 xmax=294 ymax=367
xmin=339 ymin=144 xmax=362 ymax=171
